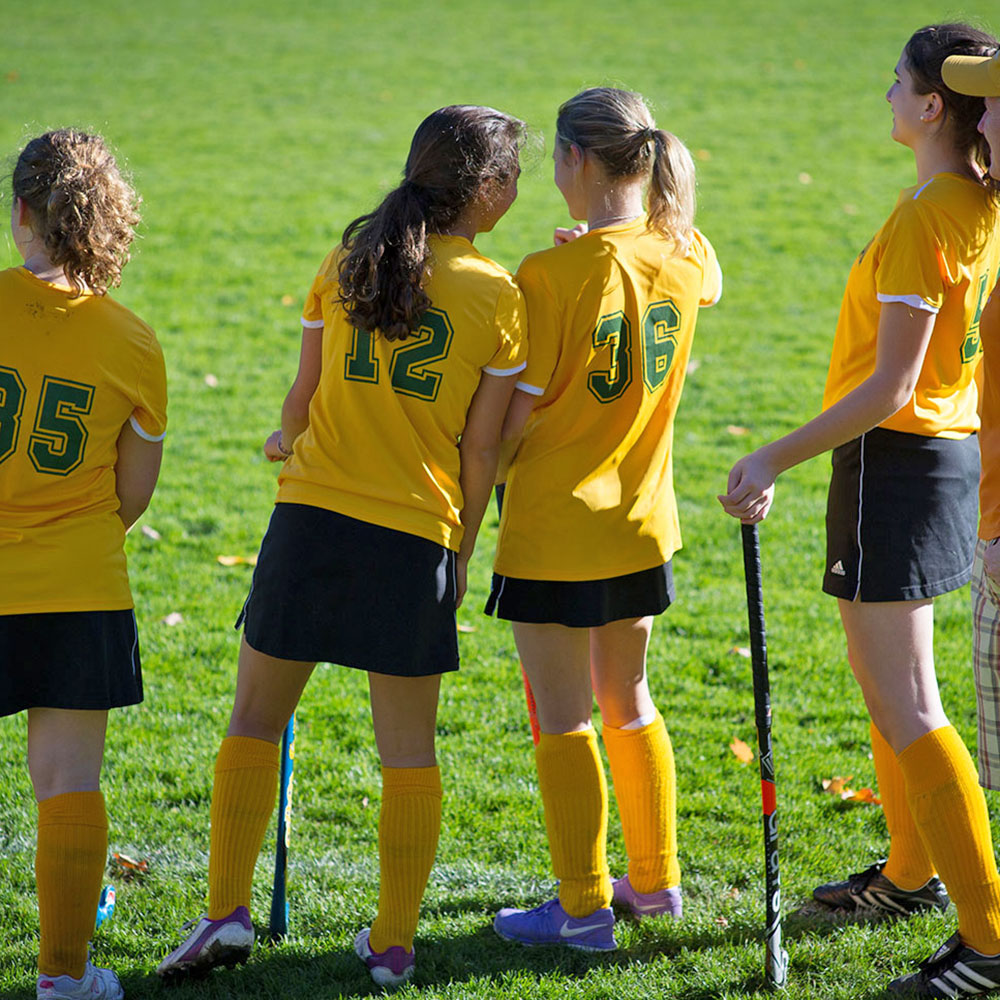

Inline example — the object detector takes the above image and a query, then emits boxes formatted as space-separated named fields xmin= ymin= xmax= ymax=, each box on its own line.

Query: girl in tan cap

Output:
xmin=722 ymin=23 xmax=1000 ymax=998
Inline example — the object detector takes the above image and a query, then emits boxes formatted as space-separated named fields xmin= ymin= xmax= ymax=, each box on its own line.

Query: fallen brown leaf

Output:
xmin=217 ymin=554 xmax=258 ymax=567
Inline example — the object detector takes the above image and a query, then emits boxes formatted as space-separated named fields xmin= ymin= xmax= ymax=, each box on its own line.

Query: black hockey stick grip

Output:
xmin=741 ymin=523 xmax=788 ymax=989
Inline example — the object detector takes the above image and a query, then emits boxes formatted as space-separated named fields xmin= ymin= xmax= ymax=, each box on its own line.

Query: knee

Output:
xmin=226 ymin=710 xmax=286 ymax=744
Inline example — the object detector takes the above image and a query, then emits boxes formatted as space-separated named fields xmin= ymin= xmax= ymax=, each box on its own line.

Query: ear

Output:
xmin=921 ymin=91 xmax=945 ymax=124
xmin=565 ymin=142 xmax=584 ymax=168
xmin=14 ymin=196 xmax=33 ymax=228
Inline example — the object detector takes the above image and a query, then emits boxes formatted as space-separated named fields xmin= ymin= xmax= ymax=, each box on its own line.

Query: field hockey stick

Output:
xmin=494 ymin=484 xmax=541 ymax=745
xmin=741 ymin=523 xmax=789 ymax=990
xmin=269 ymin=712 xmax=295 ymax=940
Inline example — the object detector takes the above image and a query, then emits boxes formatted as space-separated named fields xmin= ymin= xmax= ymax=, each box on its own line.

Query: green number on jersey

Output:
xmin=29 ymin=376 xmax=96 ymax=476
xmin=344 ymin=308 xmax=454 ymax=401
xmin=641 ymin=299 xmax=681 ymax=392
xmin=345 ymin=327 xmax=379 ymax=383
xmin=389 ymin=308 xmax=454 ymax=401
xmin=588 ymin=311 xmax=632 ymax=403
xmin=0 ymin=366 xmax=26 ymax=465
xmin=963 ymin=272 xmax=990 ymax=364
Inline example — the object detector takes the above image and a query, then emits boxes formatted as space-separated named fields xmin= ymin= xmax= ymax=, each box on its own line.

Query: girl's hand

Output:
xmin=455 ymin=555 xmax=468 ymax=609
xmin=718 ymin=450 xmax=777 ymax=523
xmin=263 ymin=430 xmax=288 ymax=462
xmin=554 ymin=223 xmax=588 ymax=246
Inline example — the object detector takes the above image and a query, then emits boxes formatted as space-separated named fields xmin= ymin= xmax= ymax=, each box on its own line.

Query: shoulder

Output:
xmin=517 ymin=237 xmax=606 ymax=294
xmin=87 ymin=292 xmax=159 ymax=348
xmin=432 ymin=238 xmax=519 ymax=298
xmin=893 ymin=174 xmax=994 ymax=227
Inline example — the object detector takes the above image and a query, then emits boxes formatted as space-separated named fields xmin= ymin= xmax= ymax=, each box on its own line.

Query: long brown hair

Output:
xmin=13 ymin=129 xmax=141 ymax=296
xmin=556 ymin=87 xmax=696 ymax=255
xmin=905 ymin=23 xmax=999 ymax=177
xmin=337 ymin=105 xmax=525 ymax=341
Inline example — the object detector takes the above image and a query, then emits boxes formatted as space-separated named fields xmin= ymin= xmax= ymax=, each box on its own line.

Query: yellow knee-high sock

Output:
xmin=536 ymin=729 xmax=611 ymax=917
xmin=36 ymin=790 xmax=107 ymax=978
xmin=898 ymin=726 xmax=1000 ymax=955
xmin=208 ymin=735 xmax=280 ymax=920
xmin=369 ymin=766 xmax=442 ymax=954
xmin=603 ymin=713 xmax=679 ymax=893
xmin=871 ymin=722 xmax=935 ymax=890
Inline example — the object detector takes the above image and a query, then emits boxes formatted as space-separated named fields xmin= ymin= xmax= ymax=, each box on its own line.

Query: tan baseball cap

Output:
xmin=943 ymin=51 xmax=1000 ymax=97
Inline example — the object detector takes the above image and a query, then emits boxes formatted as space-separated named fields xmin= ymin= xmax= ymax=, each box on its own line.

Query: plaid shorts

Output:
xmin=972 ymin=538 xmax=1000 ymax=789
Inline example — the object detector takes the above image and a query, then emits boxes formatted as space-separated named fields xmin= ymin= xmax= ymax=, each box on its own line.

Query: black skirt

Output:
xmin=823 ymin=427 xmax=978 ymax=602
xmin=485 ymin=561 xmax=674 ymax=627
xmin=0 ymin=609 xmax=142 ymax=716
xmin=238 ymin=502 xmax=460 ymax=676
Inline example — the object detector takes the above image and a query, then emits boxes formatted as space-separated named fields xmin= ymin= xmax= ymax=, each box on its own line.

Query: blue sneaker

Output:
xmin=493 ymin=898 xmax=617 ymax=952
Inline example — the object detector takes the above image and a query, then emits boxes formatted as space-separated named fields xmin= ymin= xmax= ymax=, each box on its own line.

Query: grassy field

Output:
xmin=2 ymin=1 xmax=999 ymax=997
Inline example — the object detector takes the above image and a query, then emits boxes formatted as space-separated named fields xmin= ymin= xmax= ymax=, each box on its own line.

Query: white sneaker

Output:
xmin=37 ymin=961 xmax=123 ymax=1000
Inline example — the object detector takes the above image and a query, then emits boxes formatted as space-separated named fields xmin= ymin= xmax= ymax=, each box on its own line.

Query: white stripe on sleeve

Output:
xmin=301 ymin=318 xmax=324 ymax=329
xmin=876 ymin=293 xmax=939 ymax=314
xmin=515 ymin=381 xmax=546 ymax=396
xmin=483 ymin=361 xmax=527 ymax=377
xmin=129 ymin=415 xmax=166 ymax=442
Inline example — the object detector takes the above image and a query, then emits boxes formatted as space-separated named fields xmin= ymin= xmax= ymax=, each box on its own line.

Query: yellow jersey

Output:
xmin=0 ymin=267 xmax=167 ymax=614
xmin=495 ymin=220 xmax=722 ymax=581
xmin=823 ymin=173 xmax=1000 ymax=437
xmin=277 ymin=235 xmax=527 ymax=550
xmin=978 ymin=286 xmax=1000 ymax=539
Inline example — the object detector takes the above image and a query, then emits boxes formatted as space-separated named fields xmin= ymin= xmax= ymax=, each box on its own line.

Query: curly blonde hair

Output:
xmin=13 ymin=129 xmax=141 ymax=296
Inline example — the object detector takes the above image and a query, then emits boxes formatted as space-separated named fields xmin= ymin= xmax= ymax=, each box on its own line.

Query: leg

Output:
xmin=512 ymin=621 xmax=592 ymax=733
xmin=836 ymin=600 xmax=937 ymax=889
xmin=210 ymin=637 xmax=314 ymax=918
xmin=837 ymin=598 xmax=945 ymax=751
xmin=592 ymin=619 xmax=680 ymax=903
xmin=367 ymin=673 xmax=442 ymax=955
xmin=28 ymin=709 xmax=109 ymax=980
xmin=589 ymin=615 xmax=655 ymax=728
xmin=511 ymin=623 xmax=611 ymax=917
xmin=972 ymin=539 xmax=1000 ymax=790
xmin=840 ymin=599 xmax=1000 ymax=954
xmin=159 ymin=639 xmax=315 ymax=977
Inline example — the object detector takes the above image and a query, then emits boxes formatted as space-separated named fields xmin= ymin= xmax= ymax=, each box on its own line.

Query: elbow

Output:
xmin=886 ymin=380 xmax=918 ymax=416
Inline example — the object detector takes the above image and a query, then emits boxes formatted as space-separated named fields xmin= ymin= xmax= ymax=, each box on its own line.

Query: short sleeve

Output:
xmin=483 ymin=280 xmax=528 ymax=375
xmin=515 ymin=255 xmax=561 ymax=396
xmin=874 ymin=198 xmax=946 ymax=313
xmin=302 ymin=250 xmax=338 ymax=329
xmin=693 ymin=228 xmax=723 ymax=307
xmin=130 ymin=332 xmax=168 ymax=442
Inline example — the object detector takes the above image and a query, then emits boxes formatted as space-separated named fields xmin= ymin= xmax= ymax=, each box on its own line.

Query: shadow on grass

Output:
xmin=2 ymin=901 xmax=909 ymax=1000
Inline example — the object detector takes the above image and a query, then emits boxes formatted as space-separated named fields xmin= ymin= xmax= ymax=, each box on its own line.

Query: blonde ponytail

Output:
xmin=647 ymin=130 xmax=695 ymax=256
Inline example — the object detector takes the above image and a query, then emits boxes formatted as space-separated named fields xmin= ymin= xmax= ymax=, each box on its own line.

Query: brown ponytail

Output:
xmin=13 ymin=129 xmax=141 ymax=296
xmin=337 ymin=105 xmax=525 ymax=341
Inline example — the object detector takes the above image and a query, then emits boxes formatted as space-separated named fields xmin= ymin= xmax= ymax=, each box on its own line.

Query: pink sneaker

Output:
xmin=612 ymin=874 xmax=682 ymax=918
xmin=354 ymin=927 xmax=415 ymax=988
xmin=156 ymin=906 xmax=253 ymax=979
xmin=37 ymin=961 xmax=123 ymax=1000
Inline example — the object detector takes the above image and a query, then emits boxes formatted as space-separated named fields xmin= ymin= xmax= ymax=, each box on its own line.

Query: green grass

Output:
xmin=2 ymin=1 xmax=1000 ymax=996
